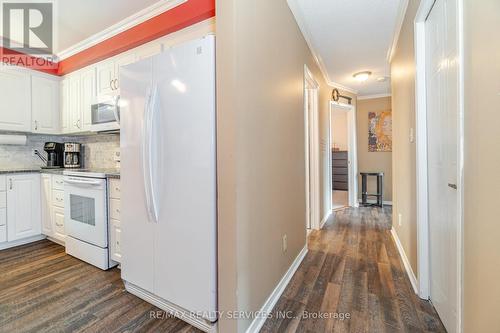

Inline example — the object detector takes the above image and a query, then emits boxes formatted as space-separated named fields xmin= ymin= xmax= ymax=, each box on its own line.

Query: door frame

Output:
xmin=304 ymin=65 xmax=321 ymax=230
xmin=328 ymin=101 xmax=359 ymax=209
xmin=414 ymin=0 xmax=464 ymax=331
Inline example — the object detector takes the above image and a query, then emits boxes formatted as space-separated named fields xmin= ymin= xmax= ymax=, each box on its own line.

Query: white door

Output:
xmin=152 ymin=36 xmax=217 ymax=320
xmin=120 ymin=57 xmax=155 ymax=292
xmin=80 ymin=68 xmax=96 ymax=131
xmin=426 ymin=0 xmax=459 ymax=331
xmin=7 ymin=174 xmax=41 ymax=241
xmin=69 ymin=75 xmax=82 ymax=132
xmin=96 ymin=60 xmax=115 ymax=95
xmin=0 ymin=69 xmax=31 ymax=132
xmin=60 ymin=78 xmax=71 ymax=133
xmin=31 ymin=76 xmax=60 ymax=134
xmin=40 ymin=174 xmax=53 ymax=237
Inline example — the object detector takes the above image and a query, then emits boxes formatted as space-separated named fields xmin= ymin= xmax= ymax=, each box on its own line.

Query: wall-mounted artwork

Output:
xmin=368 ymin=111 xmax=392 ymax=152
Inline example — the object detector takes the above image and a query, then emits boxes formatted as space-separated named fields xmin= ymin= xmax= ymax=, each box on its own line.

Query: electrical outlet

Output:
xmin=282 ymin=234 xmax=287 ymax=253
xmin=398 ymin=213 xmax=403 ymax=227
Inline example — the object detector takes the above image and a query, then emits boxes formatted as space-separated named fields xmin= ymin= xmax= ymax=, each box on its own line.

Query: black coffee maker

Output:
xmin=43 ymin=142 xmax=64 ymax=168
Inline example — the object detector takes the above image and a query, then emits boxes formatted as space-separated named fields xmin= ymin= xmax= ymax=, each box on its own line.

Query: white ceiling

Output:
xmin=56 ymin=0 xmax=162 ymax=54
xmin=288 ymin=0 xmax=407 ymax=97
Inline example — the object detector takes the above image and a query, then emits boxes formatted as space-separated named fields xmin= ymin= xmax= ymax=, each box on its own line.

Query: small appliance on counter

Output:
xmin=42 ymin=142 xmax=64 ymax=168
xmin=64 ymin=142 xmax=81 ymax=168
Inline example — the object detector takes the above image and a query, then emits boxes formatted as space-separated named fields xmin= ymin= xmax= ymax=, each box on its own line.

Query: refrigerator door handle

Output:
xmin=142 ymin=85 xmax=159 ymax=223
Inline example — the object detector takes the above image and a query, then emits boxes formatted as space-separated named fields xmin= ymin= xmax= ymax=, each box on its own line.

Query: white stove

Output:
xmin=63 ymin=169 xmax=116 ymax=270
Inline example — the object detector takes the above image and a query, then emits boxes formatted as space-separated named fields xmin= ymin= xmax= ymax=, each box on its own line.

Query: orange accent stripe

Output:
xmin=58 ymin=0 xmax=215 ymax=75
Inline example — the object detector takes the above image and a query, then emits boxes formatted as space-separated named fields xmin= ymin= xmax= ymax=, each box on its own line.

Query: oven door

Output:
xmin=64 ymin=176 xmax=108 ymax=248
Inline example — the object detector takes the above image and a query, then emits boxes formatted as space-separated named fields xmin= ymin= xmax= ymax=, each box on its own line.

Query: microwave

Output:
xmin=90 ymin=95 xmax=120 ymax=132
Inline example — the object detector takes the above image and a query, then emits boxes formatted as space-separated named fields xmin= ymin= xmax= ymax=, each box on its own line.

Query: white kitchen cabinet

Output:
xmin=113 ymin=52 xmax=136 ymax=92
xmin=96 ymin=60 xmax=115 ymax=96
xmin=6 ymin=174 xmax=41 ymax=242
xmin=80 ymin=68 xmax=96 ymax=131
xmin=31 ymin=75 xmax=60 ymax=134
xmin=52 ymin=206 xmax=65 ymax=243
xmin=0 ymin=69 xmax=31 ymax=132
xmin=40 ymin=174 xmax=53 ymax=237
xmin=108 ymin=178 xmax=121 ymax=263
xmin=135 ymin=43 xmax=162 ymax=60
xmin=0 ymin=175 xmax=6 ymax=243
xmin=60 ymin=78 xmax=71 ymax=133
xmin=68 ymin=74 xmax=82 ymax=133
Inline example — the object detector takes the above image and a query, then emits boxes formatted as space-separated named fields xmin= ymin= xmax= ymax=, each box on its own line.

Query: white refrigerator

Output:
xmin=119 ymin=35 xmax=217 ymax=330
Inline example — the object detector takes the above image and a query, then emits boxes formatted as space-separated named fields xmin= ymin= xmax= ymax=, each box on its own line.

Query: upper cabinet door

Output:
xmin=60 ymin=78 xmax=71 ymax=133
xmin=31 ymin=75 xmax=60 ymax=134
xmin=80 ymin=68 xmax=96 ymax=131
xmin=69 ymin=75 xmax=81 ymax=132
xmin=96 ymin=60 xmax=115 ymax=96
xmin=114 ymin=52 xmax=136 ymax=92
xmin=135 ymin=43 xmax=162 ymax=61
xmin=7 ymin=174 xmax=41 ymax=242
xmin=0 ymin=69 xmax=31 ymax=132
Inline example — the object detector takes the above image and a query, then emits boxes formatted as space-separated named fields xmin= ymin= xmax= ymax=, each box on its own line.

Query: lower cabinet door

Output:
xmin=52 ymin=206 xmax=65 ymax=242
xmin=7 ymin=174 xmax=41 ymax=242
xmin=110 ymin=219 xmax=121 ymax=263
xmin=41 ymin=174 xmax=54 ymax=237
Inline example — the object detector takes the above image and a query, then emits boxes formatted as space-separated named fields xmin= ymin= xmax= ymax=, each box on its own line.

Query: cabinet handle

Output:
xmin=9 ymin=179 xmax=12 ymax=190
xmin=114 ymin=79 xmax=119 ymax=90
xmin=56 ymin=222 xmax=63 ymax=227
xmin=77 ymin=119 xmax=81 ymax=129
xmin=34 ymin=120 xmax=38 ymax=130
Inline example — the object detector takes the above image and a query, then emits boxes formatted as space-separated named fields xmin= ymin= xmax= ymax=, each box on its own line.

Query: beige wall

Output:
xmin=216 ymin=0 xmax=331 ymax=331
xmin=331 ymin=108 xmax=348 ymax=151
xmin=463 ymin=0 xmax=500 ymax=331
xmin=390 ymin=0 xmax=420 ymax=274
xmin=356 ymin=97 xmax=393 ymax=201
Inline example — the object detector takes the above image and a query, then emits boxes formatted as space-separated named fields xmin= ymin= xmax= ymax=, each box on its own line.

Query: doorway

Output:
xmin=329 ymin=101 xmax=358 ymax=211
xmin=304 ymin=65 xmax=320 ymax=230
xmin=415 ymin=0 xmax=463 ymax=332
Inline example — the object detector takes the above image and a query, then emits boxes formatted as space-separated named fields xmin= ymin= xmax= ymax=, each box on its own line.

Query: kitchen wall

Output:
xmin=463 ymin=0 xmax=500 ymax=331
xmin=356 ymin=96 xmax=392 ymax=201
xmin=0 ymin=133 xmax=120 ymax=169
xmin=217 ymin=0 xmax=331 ymax=331
xmin=390 ymin=0 xmax=420 ymax=275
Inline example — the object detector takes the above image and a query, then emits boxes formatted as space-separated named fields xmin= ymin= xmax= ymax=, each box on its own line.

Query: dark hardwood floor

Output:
xmin=0 ymin=240 xmax=201 ymax=333
xmin=260 ymin=207 xmax=447 ymax=333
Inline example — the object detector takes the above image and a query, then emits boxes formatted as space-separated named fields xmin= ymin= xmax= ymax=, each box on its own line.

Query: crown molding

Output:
xmin=357 ymin=93 xmax=392 ymax=100
xmin=387 ymin=0 xmax=409 ymax=63
xmin=57 ymin=0 xmax=187 ymax=60
xmin=287 ymin=0 xmax=358 ymax=95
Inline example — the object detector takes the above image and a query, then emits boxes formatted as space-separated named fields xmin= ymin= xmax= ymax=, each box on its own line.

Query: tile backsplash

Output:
xmin=0 ymin=133 xmax=120 ymax=169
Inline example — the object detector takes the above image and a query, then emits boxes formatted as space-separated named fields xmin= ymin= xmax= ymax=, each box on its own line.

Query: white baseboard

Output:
xmin=245 ymin=246 xmax=308 ymax=333
xmin=124 ymin=282 xmax=217 ymax=333
xmin=319 ymin=211 xmax=332 ymax=229
xmin=358 ymin=199 xmax=393 ymax=205
xmin=390 ymin=228 xmax=418 ymax=294
xmin=0 ymin=234 xmax=46 ymax=250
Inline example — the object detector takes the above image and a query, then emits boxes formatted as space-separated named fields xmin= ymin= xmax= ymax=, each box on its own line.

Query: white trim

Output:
xmin=358 ymin=199 xmax=393 ymax=206
xmin=286 ymin=0 xmax=358 ymax=94
xmin=387 ymin=0 xmax=410 ymax=62
xmin=391 ymin=228 xmax=418 ymax=294
xmin=414 ymin=0 xmax=464 ymax=331
xmin=0 ymin=235 xmax=46 ymax=250
xmin=319 ymin=210 xmax=332 ymax=229
xmin=125 ymin=282 xmax=217 ymax=333
xmin=57 ymin=0 xmax=187 ymax=60
xmin=304 ymin=65 xmax=321 ymax=230
xmin=245 ymin=246 xmax=308 ymax=333
xmin=329 ymin=101 xmax=359 ymax=209
xmin=357 ymin=93 xmax=392 ymax=100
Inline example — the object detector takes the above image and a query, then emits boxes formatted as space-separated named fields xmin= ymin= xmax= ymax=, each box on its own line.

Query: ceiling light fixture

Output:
xmin=353 ymin=71 xmax=372 ymax=82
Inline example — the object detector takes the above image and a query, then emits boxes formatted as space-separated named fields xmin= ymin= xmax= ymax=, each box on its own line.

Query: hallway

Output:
xmin=261 ymin=207 xmax=446 ymax=332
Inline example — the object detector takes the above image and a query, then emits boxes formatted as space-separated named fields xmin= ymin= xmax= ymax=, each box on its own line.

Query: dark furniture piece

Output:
xmin=332 ymin=150 xmax=348 ymax=191
xmin=360 ymin=172 xmax=384 ymax=207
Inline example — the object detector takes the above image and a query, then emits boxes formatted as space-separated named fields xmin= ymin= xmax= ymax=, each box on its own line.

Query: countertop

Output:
xmin=0 ymin=168 xmax=120 ymax=179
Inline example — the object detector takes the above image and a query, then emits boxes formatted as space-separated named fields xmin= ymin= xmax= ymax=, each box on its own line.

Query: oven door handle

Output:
xmin=142 ymin=84 xmax=159 ymax=224
xmin=64 ymin=178 xmax=102 ymax=186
